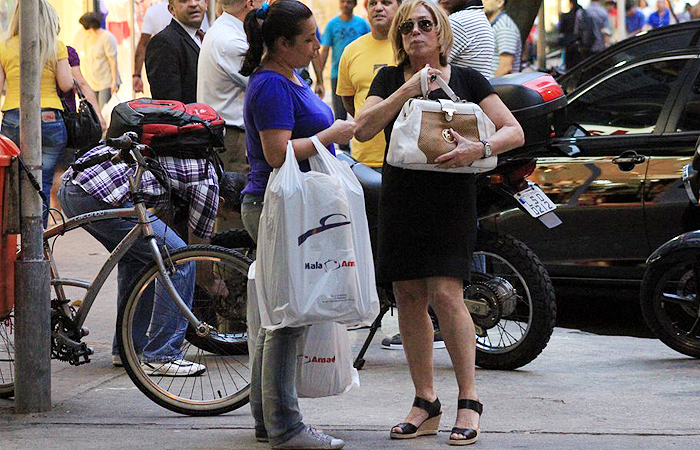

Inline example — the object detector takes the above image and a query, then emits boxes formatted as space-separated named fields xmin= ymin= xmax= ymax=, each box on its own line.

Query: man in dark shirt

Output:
xmin=145 ymin=0 xmax=207 ymax=103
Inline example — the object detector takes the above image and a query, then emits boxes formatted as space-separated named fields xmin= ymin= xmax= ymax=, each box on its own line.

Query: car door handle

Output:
xmin=612 ymin=151 xmax=646 ymax=171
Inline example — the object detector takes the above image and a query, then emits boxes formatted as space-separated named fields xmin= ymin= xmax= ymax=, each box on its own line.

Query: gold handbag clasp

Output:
xmin=442 ymin=129 xmax=455 ymax=143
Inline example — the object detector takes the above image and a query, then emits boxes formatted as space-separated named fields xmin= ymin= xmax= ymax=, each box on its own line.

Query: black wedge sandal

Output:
xmin=448 ymin=399 xmax=483 ymax=446
xmin=390 ymin=396 xmax=442 ymax=439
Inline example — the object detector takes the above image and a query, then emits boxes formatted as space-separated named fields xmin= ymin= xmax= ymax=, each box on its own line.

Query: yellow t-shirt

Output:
xmin=336 ymin=33 xmax=395 ymax=168
xmin=0 ymin=37 xmax=68 ymax=111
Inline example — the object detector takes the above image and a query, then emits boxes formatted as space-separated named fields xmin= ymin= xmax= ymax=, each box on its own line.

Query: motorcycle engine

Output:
xmin=465 ymin=277 xmax=518 ymax=332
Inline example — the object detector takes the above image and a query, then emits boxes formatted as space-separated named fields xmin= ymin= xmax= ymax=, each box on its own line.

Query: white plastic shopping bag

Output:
xmin=246 ymin=261 xmax=260 ymax=358
xmin=296 ymin=322 xmax=360 ymax=398
xmin=249 ymin=263 xmax=359 ymax=398
xmin=255 ymin=141 xmax=379 ymax=330
xmin=308 ymin=136 xmax=379 ymax=321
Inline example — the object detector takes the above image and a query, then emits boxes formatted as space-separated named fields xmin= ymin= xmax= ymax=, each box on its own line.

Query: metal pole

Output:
xmin=537 ymin=3 xmax=546 ymax=70
xmin=14 ymin=0 xmax=52 ymax=413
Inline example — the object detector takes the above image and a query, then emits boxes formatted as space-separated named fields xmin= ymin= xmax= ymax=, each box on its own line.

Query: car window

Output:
xmin=576 ymin=30 xmax=697 ymax=88
xmin=568 ymin=59 xmax=688 ymax=136
xmin=676 ymin=73 xmax=700 ymax=132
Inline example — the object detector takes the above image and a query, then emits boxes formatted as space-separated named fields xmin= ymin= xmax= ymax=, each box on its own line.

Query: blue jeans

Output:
xmin=243 ymin=197 xmax=306 ymax=446
xmin=1 ymin=108 xmax=67 ymax=226
xmin=58 ymin=180 xmax=194 ymax=361
xmin=250 ymin=326 xmax=307 ymax=446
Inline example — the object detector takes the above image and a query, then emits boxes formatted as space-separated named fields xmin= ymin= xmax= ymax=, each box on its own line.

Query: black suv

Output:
xmin=482 ymin=22 xmax=700 ymax=287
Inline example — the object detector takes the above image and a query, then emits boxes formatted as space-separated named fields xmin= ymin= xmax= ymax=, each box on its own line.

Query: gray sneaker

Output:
xmin=381 ymin=331 xmax=445 ymax=350
xmin=272 ymin=426 xmax=344 ymax=449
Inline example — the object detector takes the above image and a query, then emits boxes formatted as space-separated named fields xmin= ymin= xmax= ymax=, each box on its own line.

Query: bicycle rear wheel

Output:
xmin=117 ymin=245 xmax=252 ymax=416
xmin=0 ymin=312 xmax=14 ymax=398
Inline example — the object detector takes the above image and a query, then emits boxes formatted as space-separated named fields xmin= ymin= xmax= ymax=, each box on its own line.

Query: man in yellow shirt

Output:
xmin=336 ymin=0 xmax=401 ymax=169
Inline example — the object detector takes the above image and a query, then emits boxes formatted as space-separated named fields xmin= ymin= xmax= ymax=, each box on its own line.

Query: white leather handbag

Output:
xmin=386 ymin=66 xmax=497 ymax=173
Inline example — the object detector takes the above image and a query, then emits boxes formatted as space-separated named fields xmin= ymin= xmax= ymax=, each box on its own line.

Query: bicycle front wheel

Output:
xmin=117 ymin=245 xmax=252 ymax=416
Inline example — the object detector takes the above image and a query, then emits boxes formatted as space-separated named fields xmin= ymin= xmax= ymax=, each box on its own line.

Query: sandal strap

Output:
xmin=393 ymin=422 xmax=418 ymax=435
xmin=450 ymin=427 xmax=478 ymax=440
xmin=457 ymin=399 xmax=483 ymax=415
xmin=413 ymin=396 xmax=441 ymax=418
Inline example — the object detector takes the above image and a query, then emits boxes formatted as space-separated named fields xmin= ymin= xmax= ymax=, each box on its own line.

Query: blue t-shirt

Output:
xmin=648 ymin=10 xmax=671 ymax=29
xmin=321 ymin=15 xmax=370 ymax=79
xmin=242 ymin=70 xmax=335 ymax=197
xmin=626 ymin=10 xmax=645 ymax=34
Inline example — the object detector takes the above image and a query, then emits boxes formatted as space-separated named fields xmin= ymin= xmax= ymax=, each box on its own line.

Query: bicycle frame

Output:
xmin=45 ymin=207 xmax=145 ymax=331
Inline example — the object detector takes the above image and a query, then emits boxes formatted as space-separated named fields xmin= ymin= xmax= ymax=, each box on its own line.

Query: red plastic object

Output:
xmin=0 ymin=134 xmax=20 ymax=319
xmin=523 ymin=75 xmax=565 ymax=103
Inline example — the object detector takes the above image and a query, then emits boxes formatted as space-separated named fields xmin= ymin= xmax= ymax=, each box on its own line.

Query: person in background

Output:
xmin=355 ymin=0 xmax=523 ymax=445
xmin=558 ymin=0 xmax=581 ymax=69
xmin=679 ymin=2 xmax=692 ymax=22
xmin=605 ymin=0 xmax=619 ymax=30
xmin=483 ymin=0 xmax=521 ymax=76
xmin=626 ymin=0 xmax=646 ymax=36
xmin=319 ymin=0 xmax=371 ymax=122
xmin=146 ymin=0 xmax=208 ymax=104
xmin=133 ymin=0 xmax=210 ymax=93
xmin=75 ymin=12 xmax=120 ymax=108
xmin=239 ymin=1 xmax=355 ymax=448
xmin=336 ymin=0 xmax=402 ymax=169
xmin=50 ymin=45 xmax=106 ymax=222
xmin=197 ymin=0 xmax=263 ymax=175
xmin=584 ymin=0 xmax=611 ymax=51
xmin=438 ymin=0 xmax=495 ymax=79
xmin=648 ymin=0 xmax=671 ymax=28
xmin=0 ymin=0 xmax=73 ymax=226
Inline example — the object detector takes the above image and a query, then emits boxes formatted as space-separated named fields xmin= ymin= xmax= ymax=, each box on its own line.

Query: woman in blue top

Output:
xmin=239 ymin=1 xmax=355 ymax=449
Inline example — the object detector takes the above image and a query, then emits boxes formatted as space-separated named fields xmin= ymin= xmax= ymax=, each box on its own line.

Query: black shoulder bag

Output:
xmin=62 ymin=82 xmax=103 ymax=150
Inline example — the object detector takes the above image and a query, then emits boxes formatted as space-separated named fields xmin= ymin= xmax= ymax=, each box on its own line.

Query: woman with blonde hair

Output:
xmin=0 ymin=0 xmax=73 ymax=225
xmin=356 ymin=0 xmax=523 ymax=445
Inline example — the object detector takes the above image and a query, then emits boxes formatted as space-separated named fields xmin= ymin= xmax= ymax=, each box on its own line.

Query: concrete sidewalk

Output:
xmin=2 ymin=229 xmax=699 ymax=449
xmin=2 ymin=327 xmax=699 ymax=449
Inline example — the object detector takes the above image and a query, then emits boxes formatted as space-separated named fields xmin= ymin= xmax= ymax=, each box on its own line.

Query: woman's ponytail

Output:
xmin=239 ymin=1 xmax=313 ymax=77
xmin=240 ymin=8 xmax=264 ymax=77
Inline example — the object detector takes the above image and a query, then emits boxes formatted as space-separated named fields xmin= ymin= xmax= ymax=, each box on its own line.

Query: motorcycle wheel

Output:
xmin=640 ymin=248 xmax=700 ymax=358
xmin=471 ymin=230 xmax=557 ymax=370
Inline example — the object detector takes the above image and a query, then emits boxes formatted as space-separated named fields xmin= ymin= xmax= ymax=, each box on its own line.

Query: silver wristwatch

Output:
xmin=481 ymin=140 xmax=492 ymax=158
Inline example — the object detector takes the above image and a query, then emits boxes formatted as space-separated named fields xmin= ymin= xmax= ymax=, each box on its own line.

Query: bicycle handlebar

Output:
xmin=106 ymin=131 xmax=139 ymax=150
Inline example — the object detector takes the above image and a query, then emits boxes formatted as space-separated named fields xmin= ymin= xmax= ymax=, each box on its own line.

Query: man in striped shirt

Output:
xmin=439 ymin=0 xmax=495 ymax=79
xmin=483 ymin=0 xmax=522 ymax=76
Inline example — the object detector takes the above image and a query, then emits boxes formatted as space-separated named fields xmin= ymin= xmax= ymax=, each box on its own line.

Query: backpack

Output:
xmin=106 ymin=98 xmax=225 ymax=159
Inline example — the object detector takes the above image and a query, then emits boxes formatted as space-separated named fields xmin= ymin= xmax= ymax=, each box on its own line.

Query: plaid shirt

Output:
xmin=62 ymin=144 xmax=219 ymax=238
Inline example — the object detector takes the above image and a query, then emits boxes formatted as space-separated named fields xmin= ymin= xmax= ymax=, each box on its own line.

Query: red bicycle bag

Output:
xmin=106 ymin=98 xmax=225 ymax=158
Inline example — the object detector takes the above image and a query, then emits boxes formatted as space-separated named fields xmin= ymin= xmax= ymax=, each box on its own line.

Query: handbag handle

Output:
xmin=73 ymin=81 xmax=87 ymax=100
xmin=419 ymin=66 xmax=460 ymax=103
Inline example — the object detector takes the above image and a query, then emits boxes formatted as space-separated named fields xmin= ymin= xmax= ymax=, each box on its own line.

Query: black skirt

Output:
xmin=376 ymin=163 xmax=477 ymax=283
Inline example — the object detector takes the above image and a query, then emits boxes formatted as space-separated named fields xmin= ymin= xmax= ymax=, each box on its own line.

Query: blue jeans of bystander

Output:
xmin=1 ymin=108 xmax=67 ymax=226
xmin=242 ymin=197 xmax=307 ymax=446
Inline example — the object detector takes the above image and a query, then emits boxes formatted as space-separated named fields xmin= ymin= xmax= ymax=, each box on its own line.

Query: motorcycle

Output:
xmin=212 ymin=72 xmax=568 ymax=370
xmin=640 ymin=138 xmax=700 ymax=358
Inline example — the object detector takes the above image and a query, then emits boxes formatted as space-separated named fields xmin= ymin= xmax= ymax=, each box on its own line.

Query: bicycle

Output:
xmin=0 ymin=133 xmax=253 ymax=416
